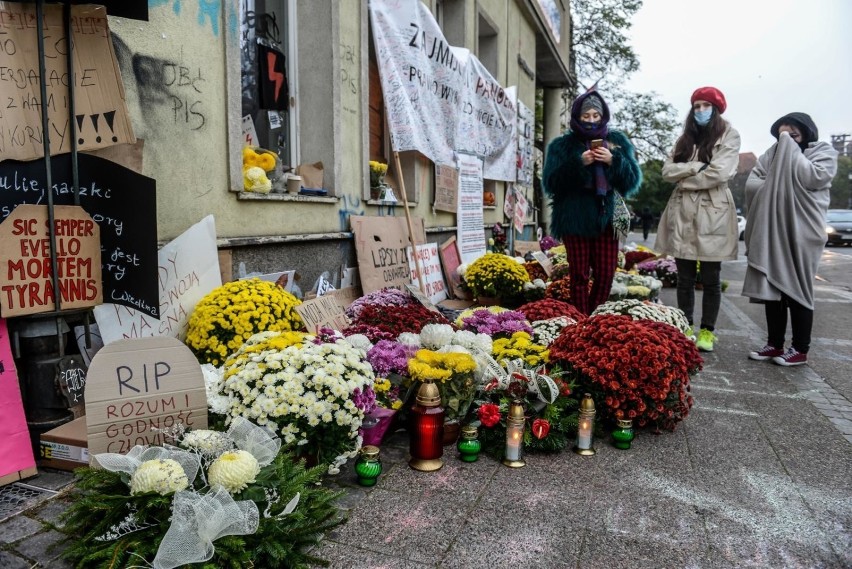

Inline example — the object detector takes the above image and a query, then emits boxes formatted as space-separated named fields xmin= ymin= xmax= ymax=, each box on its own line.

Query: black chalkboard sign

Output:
xmin=57 ymin=355 xmax=87 ymax=407
xmin=0 ymin=154 xmax=159 ymax=317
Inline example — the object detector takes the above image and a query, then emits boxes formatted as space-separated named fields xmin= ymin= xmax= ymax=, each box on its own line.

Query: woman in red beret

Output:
xmin=655 ymin=86 xmax=741 ymax=352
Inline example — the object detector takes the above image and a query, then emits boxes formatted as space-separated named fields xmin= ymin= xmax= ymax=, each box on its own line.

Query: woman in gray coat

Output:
xmin=743 ymin=113 xmax=838 ymax=366
xmin=655 ymin=86 xmax=741 ymax=352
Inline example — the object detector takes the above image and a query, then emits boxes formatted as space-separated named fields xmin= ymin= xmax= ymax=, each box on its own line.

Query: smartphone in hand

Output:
xmin=590 ymin=139 xmax=604 ymax=149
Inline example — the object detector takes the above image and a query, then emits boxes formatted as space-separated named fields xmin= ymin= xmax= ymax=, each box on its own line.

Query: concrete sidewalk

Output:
xmin=318 ymin=243 xmax=852 ymax=568
xmin=1 ymin=238 xmax=850 ymax=568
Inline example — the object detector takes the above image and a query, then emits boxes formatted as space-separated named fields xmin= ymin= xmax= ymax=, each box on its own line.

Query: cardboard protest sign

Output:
xmin=434 ymin=164 xmax=459 ymax=213
xmin=0 ymin=318 xmax=36 ymax=484
xmin=329 ymin=286 xmax=361 ymax=310
xmin=0 ymin=205 xmax=102 ymax=317
xmin=406 ymin=242 xmax=448 ymax=304
xmin=84 ymin=336 xmax=208 ymax=456
xmin=438 ymin=236 xmax=465 ymax=299
xmin=294 ymin=295 xmax=350 ymax=333
xmin=94 ymin=216 xmax=221 ymax=345
xmin=0 ymin=153 xmax=158 ymax=317
xmin=350 ymin=215 xmax=427 ymax=294
xmin=0 ymin=3 xmax=135 ymax=161
xmin=514 ymin=240 xmax=541 ymax=257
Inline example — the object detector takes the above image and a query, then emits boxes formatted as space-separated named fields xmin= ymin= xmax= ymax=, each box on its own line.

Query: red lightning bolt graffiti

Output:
xmin=267 ymin=52 xmax=284 ymax=102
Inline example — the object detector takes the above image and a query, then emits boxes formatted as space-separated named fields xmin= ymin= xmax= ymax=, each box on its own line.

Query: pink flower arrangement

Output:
xmin=366 ymin=340 xmax=417 ymax=377
xmin=345 ymin=288 xmax=417 ymax=319
xmin=459 ymin=308 xmax=532 ymax=337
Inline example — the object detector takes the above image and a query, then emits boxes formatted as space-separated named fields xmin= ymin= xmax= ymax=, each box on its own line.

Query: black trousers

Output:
xmin=764 ymin=294 xmax=814 ymax=353
xmin=675 ymin=258 xmax=721 ymax=331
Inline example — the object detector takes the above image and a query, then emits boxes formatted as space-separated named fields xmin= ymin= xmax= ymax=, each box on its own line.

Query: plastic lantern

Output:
xmin=409 ymin=381 xmax=445 ymax=471
xmin=502 ymin=400 xmax=526 ymax=468
xmin=573 ymin=393 xmax=596 ymax=456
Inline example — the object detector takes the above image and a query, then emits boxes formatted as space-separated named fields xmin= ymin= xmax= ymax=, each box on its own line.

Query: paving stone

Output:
xmin=32 ymin=497 xmax=72 ymax=528
xmin=0 ymin=551 xmax=31 ymax=569
xmin=0 ymin=515 xmax=42 ymax=544
xmin=23 ymin=470 xmax=75 ymax=491
xmin=14 ymin=529 xmax=68 ymax=565
xmin=314 ymin=540 xmax=431 ymax=569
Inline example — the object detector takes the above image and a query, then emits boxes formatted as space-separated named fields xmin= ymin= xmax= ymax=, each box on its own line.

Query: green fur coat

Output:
xmin=543 ymin=130 xmax=642 ymax=238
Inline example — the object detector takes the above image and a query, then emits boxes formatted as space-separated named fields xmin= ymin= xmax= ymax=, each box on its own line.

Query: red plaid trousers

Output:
xmin=562 ymin=231 xmax=619 ymax=315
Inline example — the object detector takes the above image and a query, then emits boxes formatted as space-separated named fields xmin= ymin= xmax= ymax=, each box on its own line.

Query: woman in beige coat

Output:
xmin=655 ymin=86 xmax=740 ymax=352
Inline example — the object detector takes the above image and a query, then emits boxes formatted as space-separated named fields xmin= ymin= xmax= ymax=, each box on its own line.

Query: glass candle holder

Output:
xmin=612 ymin=419 xmax=635 ymax=450
xmin=355 ymin=445 xmax=382 ymax=486
xmin=457 ymin=424 xmax=481 ymax=462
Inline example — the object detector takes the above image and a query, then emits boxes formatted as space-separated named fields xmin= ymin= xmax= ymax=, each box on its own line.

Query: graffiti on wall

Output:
xmin=112 ymin=36 xmax=208 ymax=133
xmin=148 ymin=0 xmax=224 ymax=37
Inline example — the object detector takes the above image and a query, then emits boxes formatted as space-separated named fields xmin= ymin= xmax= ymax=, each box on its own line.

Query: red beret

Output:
xmin=691 ymin=86 xmax=727 ymax=114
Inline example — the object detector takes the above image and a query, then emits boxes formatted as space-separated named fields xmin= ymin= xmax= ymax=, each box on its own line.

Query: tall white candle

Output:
xmin=505 ymin=426 xmax=523 ymax=460
xmin=577 ymin=417 xmax=592 ymax=449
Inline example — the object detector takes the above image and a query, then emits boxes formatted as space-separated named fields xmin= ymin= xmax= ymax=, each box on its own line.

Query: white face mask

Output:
xmin=694 ymin=109 xmax=713 ymax=126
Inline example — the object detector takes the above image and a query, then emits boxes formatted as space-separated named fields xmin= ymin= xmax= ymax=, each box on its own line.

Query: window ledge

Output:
xmin=237 ymin=191 xmax=339 ymax=204
xmin=366 ymin=199 xmax=418 ymax=207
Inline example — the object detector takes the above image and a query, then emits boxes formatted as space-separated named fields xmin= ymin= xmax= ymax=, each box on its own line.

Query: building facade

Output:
xmin=111 ymin=0 xmax=573 ymax=289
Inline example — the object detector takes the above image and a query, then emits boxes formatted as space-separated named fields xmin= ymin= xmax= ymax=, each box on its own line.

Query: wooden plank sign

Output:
xmin=84 ymin=337 xmax=208 ymax=456
xmin=294 ymin=295 xmax=351 ymax=333
xmin=0 ymin=205 xmax=102 ymax=317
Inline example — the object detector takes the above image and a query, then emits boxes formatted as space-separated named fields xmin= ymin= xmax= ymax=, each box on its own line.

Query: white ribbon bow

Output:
xmin=94 ymin=446 xmax=200 ymax=485
xmin=152 ymin=486 xmax=259 ymax=569
xmin=503 ymin=359 xmax=559 ymax=404
xmin=227 ymin=416 xmax=281 ymax=467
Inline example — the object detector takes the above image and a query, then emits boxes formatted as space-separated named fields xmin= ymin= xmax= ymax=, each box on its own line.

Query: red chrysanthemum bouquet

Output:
xmin=517 ymin=298 xmax=586 ymax=323
xmin=344 ymin=303 xmax=449 ymax=343
xmin=624 ymin=250 xmax=656 ymax=271
xmin=549 ymin=314 xmax=696 ymax=431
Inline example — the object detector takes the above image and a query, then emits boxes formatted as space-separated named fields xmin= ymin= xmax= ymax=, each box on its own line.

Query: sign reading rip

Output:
xmin=84 ymin=337 xmax=208 ymax=457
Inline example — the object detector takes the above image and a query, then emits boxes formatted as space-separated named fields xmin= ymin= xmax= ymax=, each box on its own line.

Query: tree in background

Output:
xmin=630 ymin=160 xmax=675 ymax=222
xmin=830 ymin=156 xmax=852 ymax=209
xmin=569 ymin=0 xmax=679 ymax=161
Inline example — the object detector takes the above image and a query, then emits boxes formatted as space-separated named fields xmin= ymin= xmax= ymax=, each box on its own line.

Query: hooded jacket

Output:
xmin=542 ymin=91 xmax=642 ymax=239
xmin=654 ymin=125 xmax=741 ymax=261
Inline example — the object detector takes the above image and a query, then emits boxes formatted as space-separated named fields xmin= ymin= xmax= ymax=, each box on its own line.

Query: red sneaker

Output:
xmin=772 ymin=347 xmax=808 ymax=367
xmin=749 ymin=345 xmax=784 ymax=361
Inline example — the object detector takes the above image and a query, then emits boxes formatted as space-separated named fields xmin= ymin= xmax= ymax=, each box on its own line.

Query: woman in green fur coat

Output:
xmin=542 ymin=90 xmax=642 ymax=315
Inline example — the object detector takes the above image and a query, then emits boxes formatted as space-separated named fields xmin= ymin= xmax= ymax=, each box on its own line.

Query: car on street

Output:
xmin=737 ymin=215 xmax=747 ymax=240
xmin=825 ymin=209 xmax=852 ymax=246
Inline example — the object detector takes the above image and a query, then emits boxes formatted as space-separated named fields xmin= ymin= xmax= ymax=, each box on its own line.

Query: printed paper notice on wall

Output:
xmin=241 ymin=115 xmax=259 ymax=147
xmin=0 ymin=4 xmax=135 ymax=161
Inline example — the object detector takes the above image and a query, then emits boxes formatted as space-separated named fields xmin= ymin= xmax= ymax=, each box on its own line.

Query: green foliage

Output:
xmin=629 ymin=159 xmax=675 ymax=216
xmin=570 ymin=0 xmax=642 ymax=84
xmin=60 ymin=453 xmax=344 ymax=569
xmin=830 ymin=155 xmax=852 ymax=209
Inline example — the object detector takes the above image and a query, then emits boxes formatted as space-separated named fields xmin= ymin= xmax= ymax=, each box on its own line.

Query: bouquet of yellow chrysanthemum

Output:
xmin=186 ymin=278 xmax=305 ymax=366
xmin=463 ymin=253 xmax=530 ymax=301
xmin=492 ymin=331 xmax=550 ymax=368
xmin=408 ymin=349 xmax=477 ymax=421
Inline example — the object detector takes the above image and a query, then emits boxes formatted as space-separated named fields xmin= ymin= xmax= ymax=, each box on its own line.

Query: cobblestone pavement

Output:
xmin=1 ymin=236 xmax=850 ymax=568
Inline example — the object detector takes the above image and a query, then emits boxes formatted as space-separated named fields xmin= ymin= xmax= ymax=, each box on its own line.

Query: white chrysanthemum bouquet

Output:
xmin=218 ymin=330 xmax=376 ymax=472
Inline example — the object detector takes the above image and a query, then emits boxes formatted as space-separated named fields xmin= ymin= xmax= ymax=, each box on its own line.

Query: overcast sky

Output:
xmin=623 ymin=0 xmax=852 ymax=155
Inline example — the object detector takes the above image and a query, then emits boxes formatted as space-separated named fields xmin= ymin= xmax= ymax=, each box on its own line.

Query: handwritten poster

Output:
xmin=84 ymin=337 xmax=208 ymax=456
xmin=93 ymin=216 xmax=221 ymax=345
xmin=406 ymin=242 xmax=448 ymax=304
xmin=514 ymin=191 xmax=529 ymax=234
xmin=0 ymin=153 xmax=158 ymax=318
xmin=294 ymin=295 xmax=351 ymax=333
xmin=0 ymin=4 xmax=135 ymax=161
xmin=0 ymin=205 xmax=102 ymax=317
xmin=438 ymin=236 xmax=465 ymax=299
xmin=369 ymin=0 xmax=461 ymax=165
xmin=516 ymin=100 xmax=535 ymax=187
xmin=0 ymin=318 xmax=36 ymax=481
xmin=456 ymin=154 xmax=487 ymax=263
xmin=350 ymin=215 xmax=427 ymax=294
xmin=434 ymin=164 xmax=459 ymax=213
